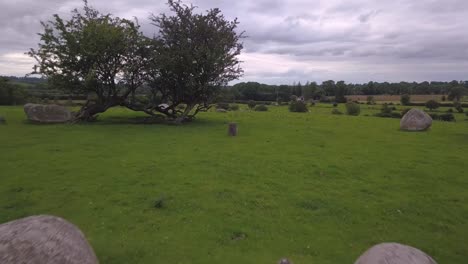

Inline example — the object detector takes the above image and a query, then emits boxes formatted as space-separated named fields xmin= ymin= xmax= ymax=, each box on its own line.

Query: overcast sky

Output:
xmin=1 ymin=0 xmax=467 ymax=84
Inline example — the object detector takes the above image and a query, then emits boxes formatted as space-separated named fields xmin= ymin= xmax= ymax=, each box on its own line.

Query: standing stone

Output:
xmin=0 ymin=116 xmax=5 ymax=124
xmin=228 ymin=122 xmax=237 ymax=136
xmin=354 ymin=243 xmax=437 ymax=264
xmin=24 ymin=103 xmax=72 ymax=123
xmin=278 ymin=258 xmax=292 ymax=264
xmin=400 ymin=108 xmax=432 ymax=131
xmin=0 ymin=215 xmax=98 ymax=264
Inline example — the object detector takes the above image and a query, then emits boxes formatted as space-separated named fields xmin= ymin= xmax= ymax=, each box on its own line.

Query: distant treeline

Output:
xmin=220 ymin=80 xmax=468 ymax=102
xmin=0 ymin=76 xmax=87 ymax=105
xmin=2 ymin=76 xmax=468 ymax=105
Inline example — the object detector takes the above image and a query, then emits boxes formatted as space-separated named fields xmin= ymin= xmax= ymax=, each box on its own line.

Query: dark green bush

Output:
xmin=331 ymin=109 xmax=343 ymax=115
xmin=216 ymin=102 xmax=230 ymax=110
xmin=254 ymin=104 xmax=268 ymax=111
xmin=247 ymin=100 xmax=256 ymax=109
xmin=454 ymin=101 xmax=464 ymax=113
xmin=401 ymin=108 xmax=411 ymax=116
xmin=333 ymin=103 xmax=338 ymax=107
xmin=447 ymin=108 xmax=453 ymax=113
xmin=289 ymin=100 xmax=308 ymax=112
xmin=429 ymin=113 xmax=439 ymax=120
xmin=401 ymin=94 xmax=411 ymax=105
xmin=375 ymin=112 xmax=401 ymax=119
xmin=345 ymin=102 xmax=361 ymax=116
xmin=229 ymin=104 xmax=240 ymax=111
xmin=381 ymin=103 xmax=392 ymax=114
xmin=439 ymin=113 xmax=455 ymax=122
xmin=425 ymin=99 xmax=439 ymax=111
xmin=0 ymin=79 xmax=29 ymax=105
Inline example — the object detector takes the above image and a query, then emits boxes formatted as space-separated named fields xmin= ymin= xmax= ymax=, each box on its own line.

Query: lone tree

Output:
xmin=335 ymin=81 xmax=347 ymax=103
xmin=400 ymin=94 xmax=411 ymax=106
xmin=145 ymin=0 xmax=244 ymax=123
xmin=425 ymin=99 xmax=440 ymax=111
xmin=29 ymin=1 xmax=148 ymax=121
xmin=448 ymin=86 xmax=466 ymax=102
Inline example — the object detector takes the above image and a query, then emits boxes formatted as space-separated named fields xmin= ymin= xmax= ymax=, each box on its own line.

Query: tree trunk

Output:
xmin=72 ymin=97 xmax=124 ymax=122
xmin=174 ymin=104 xmax=194 ymax=124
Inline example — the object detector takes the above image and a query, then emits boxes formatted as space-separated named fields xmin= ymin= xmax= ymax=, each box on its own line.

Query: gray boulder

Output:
xmin=355 ymin=243 xmax=437 ymax=264
xmin=0 ymin=215 xmax=98 ymax=264
xmin=400 ymin=108 xmax=432 ymax=131
xmin=24 ymin=103 xmax=72 ymax=123
xmin=216 ymin=108 xmax=228 ymax=113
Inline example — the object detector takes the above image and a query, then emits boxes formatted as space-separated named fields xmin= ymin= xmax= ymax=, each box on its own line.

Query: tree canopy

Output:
xmin=29 ymin=0 xmax=244 ymax=122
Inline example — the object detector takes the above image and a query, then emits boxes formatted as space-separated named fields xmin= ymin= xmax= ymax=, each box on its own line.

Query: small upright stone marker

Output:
xmin=228 ymin=122 xmax=237 ymax=136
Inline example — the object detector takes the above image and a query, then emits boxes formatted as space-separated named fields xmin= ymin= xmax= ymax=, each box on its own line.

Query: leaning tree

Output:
xmin=144 ymin=0 xmax=244 ymax=123
xmin=28 ymin=1 xmax=149 ymax=121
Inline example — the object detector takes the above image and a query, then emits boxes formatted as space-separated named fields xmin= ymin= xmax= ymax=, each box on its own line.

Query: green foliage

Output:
xmin=247 ymin=100 xmax=256 ymax=109
xmin=439 ymin=113 xmax=455 ymax=122
xmin=380 ymin=103 xmax=392 ymax=114
xmin=254 ymin=104 xmax=268 ymax=111
xmin=442 ymin=95 xmax=446 ymax=101
xmin=29 ymin=1 xmax=148 ymax=120
xmin=0 ymin=78 xmax=29 ymax=105
xmin=425 ymin=99 xmax=440 ymax=111
xmin=400 ymin=94 xmax=411 ymax=105
xmin=228 ymin=104 xmax=240 ymax=111
xmin=366 ymin=96 xmax=375 ymax=105
xmin=147 ymin=0 xmax=244 ymax=121
xmin=216 ymin=102 xmax=230 ymax=110
xmin=288 ymin=100 xmax=308 ymax=112
xmin=447 ymin=108 xmax=453 ymax=113
xmin=453 ymin=101 xmax=464 ymax=113
xmin=374 ymin=112 xmax=401 ymax=119
xmin=429 ymin=113 xmax=439 ymax=120
xmin=448 ymin=86 xmax=466 ymax=102
xmin=334 ymin=81 xmax=347 ymax=103
xmin=331 ymin=108 xmax=343 ymax=115
xmin=401 ymin=108 xmax=411 ymax=116
xmin=345 ymin=102 xmax=361 ymax=116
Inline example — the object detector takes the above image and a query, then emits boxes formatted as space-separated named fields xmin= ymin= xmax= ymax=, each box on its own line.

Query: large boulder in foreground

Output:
xmin=355 ymin=243 xmax=437 ymax=264
xmin=0 ymin=215 xmax=98 ymax=264
xmin=24 ymin=103 xmax=72 ymax=123
xmin=400 ymin=108 xmax=432 ymax=131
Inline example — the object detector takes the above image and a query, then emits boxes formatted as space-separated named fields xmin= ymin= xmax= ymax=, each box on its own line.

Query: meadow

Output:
xmin=1 ymin=103 xmax=467 ymax=263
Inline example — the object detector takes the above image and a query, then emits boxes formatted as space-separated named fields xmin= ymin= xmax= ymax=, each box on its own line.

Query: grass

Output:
xmin=1 ymin=103 xmax=468 ymax=263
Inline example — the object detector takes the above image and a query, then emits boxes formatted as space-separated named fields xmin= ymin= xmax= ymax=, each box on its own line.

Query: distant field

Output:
xmin=346 ymin=94 xmax=449 ymax=103
xmin=1 ymin=104 xmax=467 ymax=264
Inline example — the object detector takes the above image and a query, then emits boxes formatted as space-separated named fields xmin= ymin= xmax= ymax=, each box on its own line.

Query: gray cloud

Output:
xmin=0 ymin=0 xmax=467 ymax=84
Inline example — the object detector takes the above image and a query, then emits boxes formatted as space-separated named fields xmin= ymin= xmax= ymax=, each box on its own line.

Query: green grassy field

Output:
xmin=1 ymin=104 xmax=467 ymax=263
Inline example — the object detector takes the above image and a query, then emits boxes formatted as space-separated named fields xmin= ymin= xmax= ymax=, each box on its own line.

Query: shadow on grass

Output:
xmin=89 ymin=115 xmax=226 ymax=127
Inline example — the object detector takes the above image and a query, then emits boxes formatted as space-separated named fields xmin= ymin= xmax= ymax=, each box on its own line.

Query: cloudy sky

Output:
xmin=1 ymin=0 xmax=467 ymax=84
